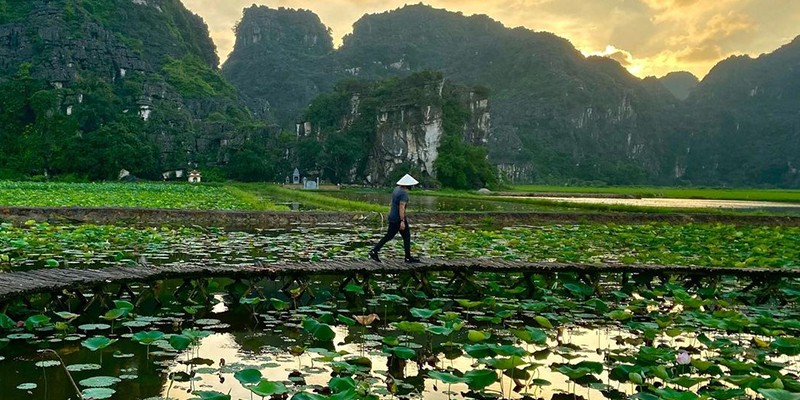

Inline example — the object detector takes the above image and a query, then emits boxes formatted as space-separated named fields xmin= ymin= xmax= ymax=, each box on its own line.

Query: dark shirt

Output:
xmin=387 ymin=186 xmax=409 ymax=223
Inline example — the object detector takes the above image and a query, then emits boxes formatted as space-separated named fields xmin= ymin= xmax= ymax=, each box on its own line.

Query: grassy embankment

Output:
xmin=227 ymin=183 xmax=385 ymax=212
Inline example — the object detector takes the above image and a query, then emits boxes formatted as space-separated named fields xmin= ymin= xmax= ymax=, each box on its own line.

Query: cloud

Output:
xmin=181 ymin=0 xmax=800 ymax=79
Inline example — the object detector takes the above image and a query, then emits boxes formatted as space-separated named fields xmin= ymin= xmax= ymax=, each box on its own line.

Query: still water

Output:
xmin=324 ymin=192 xmax=546 ymax=212
xmin=531 ymin=196 xmax=800 ymax=213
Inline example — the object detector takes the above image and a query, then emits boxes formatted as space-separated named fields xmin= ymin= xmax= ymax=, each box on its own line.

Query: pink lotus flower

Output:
xmin=676 ymin=350 xmax=691 ymax=365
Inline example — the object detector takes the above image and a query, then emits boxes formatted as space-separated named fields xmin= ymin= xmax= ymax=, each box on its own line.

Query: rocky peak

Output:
xmin=233 ymin=6 xmax=333 ymax=54
xmin=658 ymin=71 xmax=699 ymax=100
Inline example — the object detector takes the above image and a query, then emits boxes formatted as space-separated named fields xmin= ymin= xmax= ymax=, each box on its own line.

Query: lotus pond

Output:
xmin=1 ymin=222 xmax=800 ymax=400
xmin=3 ymin=221 xmax=800 ymax=271
xmin=2 ymin=268 xmax=800 ymax=400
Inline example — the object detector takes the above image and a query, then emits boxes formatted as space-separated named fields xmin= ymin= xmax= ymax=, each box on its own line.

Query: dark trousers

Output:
xmin=372 ymin=219 xmax=411 ymax=258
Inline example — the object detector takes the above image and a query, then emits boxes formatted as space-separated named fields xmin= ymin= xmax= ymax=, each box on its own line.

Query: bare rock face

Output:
xmin=299 ymin=72 xmax=490 ymax=185
xmin=369 ymin=83 xmax=490 ymax=182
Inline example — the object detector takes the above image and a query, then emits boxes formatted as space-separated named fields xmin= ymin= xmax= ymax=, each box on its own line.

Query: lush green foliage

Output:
xmin=3 ymin=221 xmax=799 ymax=271
xmin=0 ymin=182 xmax=253 ymax=210
xmin=0 ymin=0 xmax=32 ymax=23
xmin=1 ymin=255 xmax=800 ymax=398
xmin=0 ymin=0 xmax=267 ymax=181
xmin=162 ymin=56 xmax=236 ymax=99
xmin=434 ymin=92 xmax=498 ymax=189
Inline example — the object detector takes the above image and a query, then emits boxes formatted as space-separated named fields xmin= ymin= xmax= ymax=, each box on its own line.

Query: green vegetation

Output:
xmin=162 ymin=56 xmax=236 ymax=99
xmin=1 ymin=231 xmax=800 ymax=398
xmin=0 ymin=182 xmax=254 ymax=210
xmin=0 ymin=0 xmax=33 ymax=24
xmin=234 ymin=184 xmax=385 ymax=212
xmin=3 ymin=221 xmax=799 ymax=270
xmin=434 ymin=85 xmax=498 ymax=190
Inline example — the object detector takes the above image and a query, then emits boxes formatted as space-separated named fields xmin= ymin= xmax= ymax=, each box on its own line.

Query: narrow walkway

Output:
xmin=1 ymin=259 xmax=797 ymax=302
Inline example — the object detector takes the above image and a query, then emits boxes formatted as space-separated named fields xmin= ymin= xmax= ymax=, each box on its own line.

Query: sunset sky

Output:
xmin=182 ymin=0 xmax=800 ymax=79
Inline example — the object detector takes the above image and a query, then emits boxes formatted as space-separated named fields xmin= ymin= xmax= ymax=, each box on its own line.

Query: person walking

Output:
xmin=369 ymin=174 xmax=421 ymax=263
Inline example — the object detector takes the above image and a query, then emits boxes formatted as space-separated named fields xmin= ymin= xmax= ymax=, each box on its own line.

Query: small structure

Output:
xmin=161 ymin=170 xmax=185 ymax=181
xmin=303 ymin=177 xmax=320 ymax=190
xmin=292 ymin=168 xmax=301 ymax=184
xmin=188 ymin=170 xmax=202 ymax=183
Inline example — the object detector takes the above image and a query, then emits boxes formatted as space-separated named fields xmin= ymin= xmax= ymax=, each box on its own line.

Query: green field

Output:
xmin=0 ymin=181 xmax=262 ymax=210
xmin=1 ymin=181 xmax=799 ymax=214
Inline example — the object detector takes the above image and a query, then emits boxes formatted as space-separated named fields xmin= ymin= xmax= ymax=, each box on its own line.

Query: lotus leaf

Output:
xmin=652 ymin=388 xmax=701 ymax=400
xmin=488 ymin=356 xmax=527 ymax=370
xmin=666 ymin=376 xmax=707 ymax=388
xmin=66 ymin=364 xmax=102 ymax=372
xmin=467 ymin=330 xmax=491 ymax=343
xmin=426 ymin=325 xmax=453 ymax=336
xmin=34 ymin=360 xmax=60 ymax=368
xmin=102 ymin=308 xmax=128 ymax=321
xmin=234 ymin=368 xmax=262 ymax=385
xmin=463 ymin=369 xmax=497 ymax=390
xmin=169 ymin=334 xmax=193 ymax=351
xmin=79 ymin=376 xmax=121 ymax=388
xmin=510 ymin=327 xmax=548 ymax=345
xmin=770 ymin=337 xmax=800 ymax=356
xmin=384 ymin=346 xmax=415 ymax=360
xmin=699 ymin=388 xmax=746 ymax=400
xmin=394 ymin=321 xmax=426 ymax=334
xmin=564 ymin=282 xmax=594 ymax=297
xmin=16 ymin=383 xmax=37 ymax=390
xmin=487 ymin=344 xmax=528 ymax=357
xmin=504 ymin=367 xmax=532 ymax=381
xmin=428 ymin=370 xmax=467 ymax=384
xmin=190 ymin=391 xmax=232 ymax=400
xmin=113 ymin=300 xmax=134 ymax=311
xmin=55 ymin=311 xmax=79 ymax=321
xmin=24 ymin=314 xmax=50 ymax=331
xmin=606 ymin=310 xmax=633 ymax=322
xmin=132 ymin=331 xmax=164 ymax=344
xmin=410 ymin=308 xmax=441 ymax=319
xmin=81 ymin=388 xmax=115 ymax=399
xmin=248 ymin=379 xmax=288 ymax=397
xmin=336 ymin=315 xmax=356 ymax=326
xmin=81 ymin=336 xmax=116 ymax=351
xmin=78 ymin=324 xmax=110 ymax=331
xmin=291 ymin=393 xmax=328 ymax=400
xmin=0 ymin=313 xmax=15 ymax=331
xmin=464 ymin=344 xmax=493 ymax=358
xmin=534 ymin=316 xmax=554 ymax=329
xmin=330 ymin=376 xmax=356 ymax=393
xmin=302 ymin=318 xmax=336 ymax=341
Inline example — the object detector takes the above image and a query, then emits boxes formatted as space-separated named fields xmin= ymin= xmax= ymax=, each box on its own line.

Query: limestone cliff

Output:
xmin=0 ymin=0 xmax=252 ymax=179
xmin=299 ymin=72 xmax=492 ymax=186
xmin=225 ymin=4 xmax=678 ymax=185
xmin=222 ymin=5 xmax=335 ymax=126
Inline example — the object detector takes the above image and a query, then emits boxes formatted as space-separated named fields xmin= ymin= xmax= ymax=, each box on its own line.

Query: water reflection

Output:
xmin=530 ymin=196 xmax=800 ymax=213
xmin=326 ymin=192 xmax=545 ymax=212
xmin=161 ymin=322 xmax=638 ymax=400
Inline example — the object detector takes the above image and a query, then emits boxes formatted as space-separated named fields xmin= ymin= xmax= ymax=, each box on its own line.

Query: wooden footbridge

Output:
xmin=1 ymin=259 xmax=797 ymax=311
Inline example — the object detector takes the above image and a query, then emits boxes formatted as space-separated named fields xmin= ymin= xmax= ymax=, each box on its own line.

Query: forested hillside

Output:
xmin=0 ymin=0 xmax=267 ymax=180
